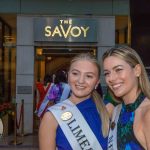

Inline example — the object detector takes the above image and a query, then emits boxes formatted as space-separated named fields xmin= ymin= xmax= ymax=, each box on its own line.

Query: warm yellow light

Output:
xmin=37 ymin=48 xmax=43 ymax=55
xmin=93 ymin=49 xmax=96 ymax=56
xmin=47 ymin=57 xmax=52 ymax=60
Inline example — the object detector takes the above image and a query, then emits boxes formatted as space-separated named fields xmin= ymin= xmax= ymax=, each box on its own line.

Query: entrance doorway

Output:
xmin=35 ymin=46 xmax=97 ymax=82
xmin=33 ymin=46 xmax=97 ymax=131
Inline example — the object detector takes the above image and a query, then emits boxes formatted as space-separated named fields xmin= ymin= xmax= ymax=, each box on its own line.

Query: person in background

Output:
xmin=39 ymin=53 xmax=110 ymax=150
xmin=35 ymin=74 xmax=52 ymax=116
xmin=102 ymin=46 xmax=150 ymax=150
xmin=49 ymin=69 xmax=70 ymax=104
xmin=37 ymin=70 xmax=70 ymax=119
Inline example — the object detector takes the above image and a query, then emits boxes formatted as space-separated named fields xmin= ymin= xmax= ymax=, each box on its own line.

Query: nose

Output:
xmin=78 ymin=74 xmax=85 ymax=84
xmin=107 ymin=71 xmax=118 ymax=83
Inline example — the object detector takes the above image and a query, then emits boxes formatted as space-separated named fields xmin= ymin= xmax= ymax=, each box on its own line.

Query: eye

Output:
xmin=115 ymin=68 xmax=123 ymax=72
xmin=71 ymin=71 xmax=78 ymax=76
xmin=86 ymin=75 xmax=93 ymax=78
xmin=104 ymin=72 xmax=109 ymax=77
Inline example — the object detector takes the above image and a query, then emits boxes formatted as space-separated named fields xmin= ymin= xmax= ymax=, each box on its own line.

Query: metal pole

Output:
xmin=11 ymin=103 xmax=17 ymax=145
xmin=9 ymin=103 xmax=22 ymax=145
xmin=21 ymin=99 xmax=24 ymax=136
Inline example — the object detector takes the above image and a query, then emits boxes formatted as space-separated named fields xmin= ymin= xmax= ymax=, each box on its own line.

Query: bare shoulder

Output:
xmin=138 ymin=98 xmax=150 ymax=128
xmin=135 ymin=98 xmax=150 ymax=124
xmin=142 ymin=98 xmax=150 ymax=122
xmin=141 ymin=98 xmax=150 ymax=149
xmin=141 ymin=98 xmax=150 ymax=117
xmin=39 ymin=111 xmax=58 ymax=150
xmin=39 ymin=111 xmax=58 ymax=131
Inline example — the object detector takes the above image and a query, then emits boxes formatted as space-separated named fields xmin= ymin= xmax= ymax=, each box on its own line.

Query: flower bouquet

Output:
xmin=0 ymin=102 xmax=13 ymax=118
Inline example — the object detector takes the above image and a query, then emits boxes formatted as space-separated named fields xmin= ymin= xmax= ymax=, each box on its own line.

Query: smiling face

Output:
xmin=103 ymin=56 xmax=140 ymax=103
xmin=68 ymin=59 xmax=100 ymax=103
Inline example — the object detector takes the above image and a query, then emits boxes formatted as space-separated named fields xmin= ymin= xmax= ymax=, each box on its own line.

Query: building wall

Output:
xmin=0 ymin=0 xmax=129 ymax=15
xmin=16 ymin=16 xmax=34 ymax=133
xmin=130 ymin=0 xmax=150 ymax=67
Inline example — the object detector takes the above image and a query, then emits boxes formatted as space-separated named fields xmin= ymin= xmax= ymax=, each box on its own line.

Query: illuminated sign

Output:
xmin=34 ymin=18 xmax=97 ymax=42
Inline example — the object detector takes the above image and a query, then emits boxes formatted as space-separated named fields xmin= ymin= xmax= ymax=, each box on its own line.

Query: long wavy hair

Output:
xmin=69 ymin=53 xmax=110 ymax=137
xmin=102 ymin=45 xmax=150 ymax=99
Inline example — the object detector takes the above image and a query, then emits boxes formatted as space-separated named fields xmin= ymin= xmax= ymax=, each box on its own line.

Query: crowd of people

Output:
xmin=38 ymin=45 xmax=150 ymax=150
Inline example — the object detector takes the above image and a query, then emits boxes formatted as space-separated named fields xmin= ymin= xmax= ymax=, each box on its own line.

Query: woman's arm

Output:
xmin=39 ymin=111 xmax=58 ymax=150
xmin=106 ymin=103 xmax=115 ymax=119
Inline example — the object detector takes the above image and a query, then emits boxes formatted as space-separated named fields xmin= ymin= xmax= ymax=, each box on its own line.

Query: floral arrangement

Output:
xmin=0 ymin=102 xmax=13 ymax=118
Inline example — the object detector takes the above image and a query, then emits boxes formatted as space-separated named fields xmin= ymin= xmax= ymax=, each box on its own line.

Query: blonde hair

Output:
xmin=70 ymin=53 xmax=110 ymax=137
xmin=102 ymin=46 xmax=150 ymax=99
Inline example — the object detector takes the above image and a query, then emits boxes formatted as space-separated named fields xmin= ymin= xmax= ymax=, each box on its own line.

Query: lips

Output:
xmin=111 ymin=83 xmax=122 ymax=91
xmin=75 ymin=85 xmax=85 ymax=90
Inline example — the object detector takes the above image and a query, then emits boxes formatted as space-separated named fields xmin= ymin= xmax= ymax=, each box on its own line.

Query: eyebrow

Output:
xmin=104 ymin=65 xmax=123 ymax=72
xmin=71 ymin=69 xmax=96 ymax=75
